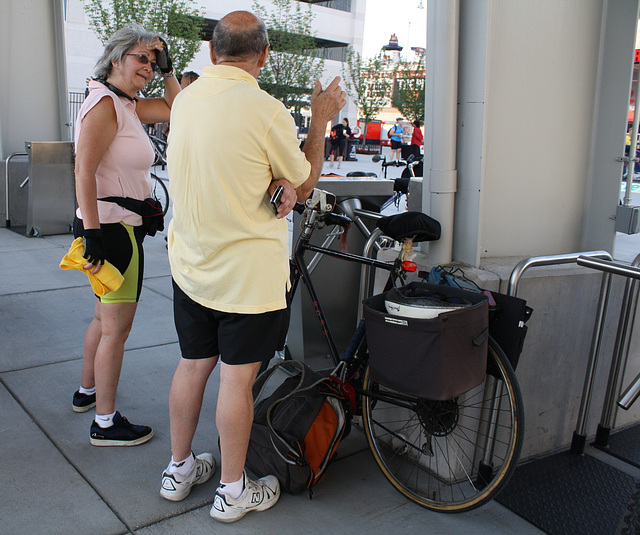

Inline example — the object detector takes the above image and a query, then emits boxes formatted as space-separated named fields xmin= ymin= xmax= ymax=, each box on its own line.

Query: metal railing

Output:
xmin=4 ymin=152 xmax=28 ymax=228
xmin=574 ymin=254 xmax=640 ymax=451
xmin=507 ymin=251 xmax=623 ymax=455
xmin=68 ymin=91 xmax=85 ymax=141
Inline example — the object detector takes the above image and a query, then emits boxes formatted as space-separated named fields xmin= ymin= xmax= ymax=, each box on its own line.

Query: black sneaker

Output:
xmin=72 ymin=390 xmax=96 ymax=413
xmin=90 ymin=411 xmax=153 ymax=447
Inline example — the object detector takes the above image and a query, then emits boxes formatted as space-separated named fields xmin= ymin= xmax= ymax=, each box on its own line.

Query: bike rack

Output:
xmin=507 ymin=249 xmax=640 ymax=455
xmin=4 ymin=151 xmax=28 ymax=227
xmin=574 ymin=254 xmax=640 ymax=451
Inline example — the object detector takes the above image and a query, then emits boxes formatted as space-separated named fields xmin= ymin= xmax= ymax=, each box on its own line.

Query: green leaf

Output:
xmin=83 ymin=0 xmax=205 ymax=97
xmin=252 ymin=0 xmax=325 ymax=109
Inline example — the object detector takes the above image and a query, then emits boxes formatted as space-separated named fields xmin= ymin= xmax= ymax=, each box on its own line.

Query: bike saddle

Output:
xmin=376 ymin=211 xmax=441 ymax=242
xmin=393 ymin=177 xmax=410 ymax=194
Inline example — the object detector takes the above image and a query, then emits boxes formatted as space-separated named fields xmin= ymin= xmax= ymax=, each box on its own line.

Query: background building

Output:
xmin=63 ymin=0 xmax=367 ymax=128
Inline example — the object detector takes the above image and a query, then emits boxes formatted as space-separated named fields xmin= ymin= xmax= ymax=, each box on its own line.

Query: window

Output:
xmin=300 ymin=0 xmax=352 ymax=13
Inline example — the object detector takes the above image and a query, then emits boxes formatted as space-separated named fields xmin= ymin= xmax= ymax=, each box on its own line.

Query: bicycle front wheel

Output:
xmin=361 ymin=337 xmax=524 ymax=513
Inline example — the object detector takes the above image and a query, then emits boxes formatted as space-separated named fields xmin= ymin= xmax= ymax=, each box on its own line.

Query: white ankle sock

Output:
xmin=95 ymin=411 xmax=116 ymax=428
xmin=167 ymin=452 xmax=195 ymax=476
xmin=79 ymin=386 xmax=95 ymax=395
xmin=219 ymin=473 xmax=245 ymax=500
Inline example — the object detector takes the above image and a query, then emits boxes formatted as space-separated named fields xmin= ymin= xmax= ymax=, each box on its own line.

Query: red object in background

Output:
xmin=635 ymin=49 xmax=640 ymax=63
xmin=358 ymin=119 xmax=382 ymax=143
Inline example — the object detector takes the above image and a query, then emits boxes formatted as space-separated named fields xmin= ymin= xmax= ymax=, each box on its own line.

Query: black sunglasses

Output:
xmin=126 ymin=53 xmax=158 ymax=72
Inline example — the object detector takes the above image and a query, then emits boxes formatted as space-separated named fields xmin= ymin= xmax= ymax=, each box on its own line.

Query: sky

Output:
xmin=362 ymin=0 xmax=427 ymax=59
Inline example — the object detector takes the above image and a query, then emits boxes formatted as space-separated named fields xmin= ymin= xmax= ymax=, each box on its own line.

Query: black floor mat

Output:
xmin=496 ymin=452 xmax=638 ymax=535
xmin=604 ymin=424 xmax=640 ymax=469
xmin=618 ymin=480 xmax=640 ymax=535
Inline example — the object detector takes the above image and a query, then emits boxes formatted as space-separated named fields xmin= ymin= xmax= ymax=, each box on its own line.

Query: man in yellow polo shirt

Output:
xmin=161 ymin=10 xmax=346 ymax=523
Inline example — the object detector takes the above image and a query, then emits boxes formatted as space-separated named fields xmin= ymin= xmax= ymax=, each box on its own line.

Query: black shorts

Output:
xmin=390 ymin=140 xmax=402 ymax=150
xmin=172 ymin=279 xmax=289 ymax=365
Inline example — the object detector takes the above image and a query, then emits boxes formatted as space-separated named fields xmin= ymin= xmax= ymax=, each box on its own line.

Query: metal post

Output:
xmin=594 ymin=254 xmax=640 ymax=446
xmin=358 ymin=228 xmax=384 ymax=323
xmin=570 ymin=271 xmax=612 ymax=454
xmin=618 ymin=370 xmax=640 ymax=410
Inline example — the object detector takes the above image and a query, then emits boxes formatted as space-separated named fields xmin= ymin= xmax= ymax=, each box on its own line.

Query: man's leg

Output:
xmin=210 ymin=359 xmax=279 ymax=523
xmin=160 ymin=355 xmax=218 ymax=501
xmin=169 ymin=356 xmax=218 ymax=461
xmin=216 ymin=361 xmax=261 ymax=484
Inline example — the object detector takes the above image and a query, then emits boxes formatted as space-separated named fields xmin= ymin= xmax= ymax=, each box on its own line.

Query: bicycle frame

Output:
xmin=290 ymin=229 xmax=397 ymax=367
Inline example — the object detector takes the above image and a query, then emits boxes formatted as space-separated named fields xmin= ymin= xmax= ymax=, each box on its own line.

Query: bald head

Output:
xmin=212 ymin=11 xmax=269 ymax=63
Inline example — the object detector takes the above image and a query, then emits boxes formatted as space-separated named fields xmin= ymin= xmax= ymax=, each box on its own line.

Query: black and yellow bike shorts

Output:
xmin=74 ymin=217 xmax=146 ymax=303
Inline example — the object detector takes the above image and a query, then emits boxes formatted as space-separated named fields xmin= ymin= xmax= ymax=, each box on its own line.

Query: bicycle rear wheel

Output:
xmin=151 ymin=173 xmax=169 ymax=216
xmin=361 ymin=337 xmax=524 ymax=513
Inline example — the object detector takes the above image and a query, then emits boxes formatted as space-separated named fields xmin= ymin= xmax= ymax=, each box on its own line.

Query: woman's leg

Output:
xmin=93 ymin=301 xmax=138 ymax=414
xmin=79 ymin=297 xmax=102 ymax=389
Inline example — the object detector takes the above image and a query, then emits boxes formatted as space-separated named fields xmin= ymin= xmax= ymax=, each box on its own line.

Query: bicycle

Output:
xmin=281 ymin=188 xmax=525 ymax=513
xmin=150 ymin=172 xmax=170 ymax=216
xmin=144 ymin=124 xmax=168 ymax=169
xmin=369 ymin=153 xmax=423 ymax=212
xmin=149 ymin=133 xmax=168 ymax=169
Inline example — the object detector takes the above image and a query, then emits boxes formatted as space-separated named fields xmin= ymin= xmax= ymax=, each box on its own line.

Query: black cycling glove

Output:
xmin=82 ymin=229 xmax=105 ymax=265
xmin=155 ymin=37 xmax=173 ymax=74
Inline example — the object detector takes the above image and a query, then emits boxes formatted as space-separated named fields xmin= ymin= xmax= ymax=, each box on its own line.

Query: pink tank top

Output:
xmin=75 ymin=80 xmax=154 ymax=226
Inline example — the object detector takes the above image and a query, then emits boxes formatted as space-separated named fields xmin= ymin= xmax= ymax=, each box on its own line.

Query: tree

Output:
xmin=83 ymin=0 xmax=205 ymax=97
xmin=252 ymin=0 xmax=325 ymax=112
xmin=342 ymin=48 xmax=393 ymax=140
xmin=392 ymin=61 xmax=425 ymax=123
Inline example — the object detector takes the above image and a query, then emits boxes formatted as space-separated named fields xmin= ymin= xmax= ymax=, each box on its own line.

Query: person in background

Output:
xmin=179 ymin=70 xmax=200 ymax=89
xmin=410 ymin=119 xmax=423 ymax=159
xmin=388 ymin=116 xmax=404 ymax=161
xmin=72 ymin=24 xmax=180 ymax=446
xmin=330 ymin=117 xmax=351 ymax=168
xmin=161 ymin=10 xmax=345 ymax=523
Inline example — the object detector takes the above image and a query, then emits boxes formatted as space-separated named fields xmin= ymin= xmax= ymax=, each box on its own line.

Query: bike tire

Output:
xmin=151 ymin=172 xmax=170 ymax=216
xmin=361 ymin=337 xmax=524 ymax=513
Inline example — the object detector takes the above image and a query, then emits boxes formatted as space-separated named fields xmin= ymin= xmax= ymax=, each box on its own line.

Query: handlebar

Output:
xmin=325 ymin=213 xmax=352 ymax=227
xmin=293 ymin=192 xmax=352 ymax=230
xmin=382 ymin=160 xmax=407 ymax=168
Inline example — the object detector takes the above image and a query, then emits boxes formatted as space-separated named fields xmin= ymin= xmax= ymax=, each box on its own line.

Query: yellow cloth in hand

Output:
xmin=59 ymin=237 xmax=124 ymax=296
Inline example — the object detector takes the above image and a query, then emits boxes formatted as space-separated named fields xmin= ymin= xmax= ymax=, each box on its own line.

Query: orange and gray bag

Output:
xmin=246 ymin=360 xmax=350 ymax=497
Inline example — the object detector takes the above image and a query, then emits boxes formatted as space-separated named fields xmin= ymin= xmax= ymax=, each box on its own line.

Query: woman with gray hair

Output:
xmin=71 ymin=24 xmax=180 ymax=447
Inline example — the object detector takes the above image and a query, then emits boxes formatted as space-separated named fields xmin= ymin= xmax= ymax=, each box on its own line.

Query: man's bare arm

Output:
xmin=297 ymin=77 xmax=347 ymax=201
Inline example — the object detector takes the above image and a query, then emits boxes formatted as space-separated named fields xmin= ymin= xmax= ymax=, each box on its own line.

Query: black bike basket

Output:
xmin=362 ymin=282 xmax=489 ymax=400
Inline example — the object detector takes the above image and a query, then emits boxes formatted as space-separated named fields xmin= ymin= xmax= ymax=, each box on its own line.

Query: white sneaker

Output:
xmin=160 ymin=453 xmax=216 ymax=502
xmin=210 ymin=473 xmax=280 ymax=523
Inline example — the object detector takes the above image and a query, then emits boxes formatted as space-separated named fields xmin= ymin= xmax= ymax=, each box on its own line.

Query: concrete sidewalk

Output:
xmin=0 ymin=156 xmax=551 ymax=535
